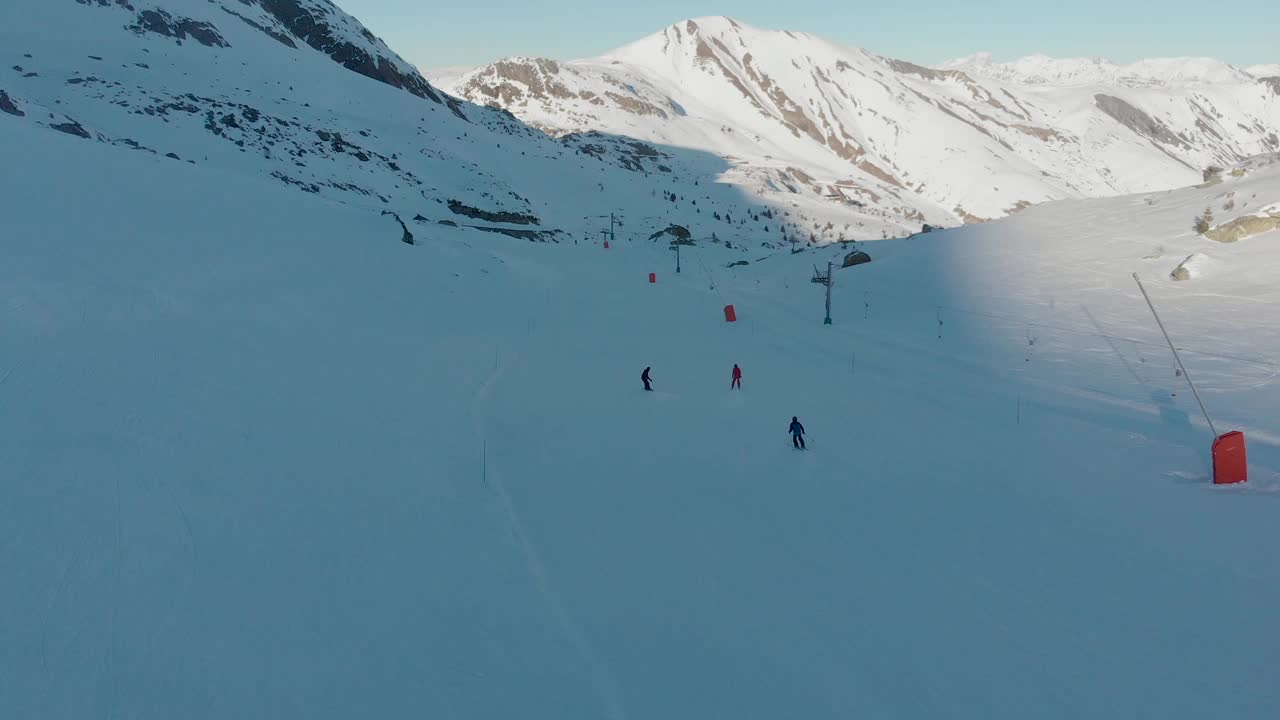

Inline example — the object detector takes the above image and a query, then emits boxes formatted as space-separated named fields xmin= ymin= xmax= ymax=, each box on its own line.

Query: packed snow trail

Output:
xmin=472 ymin=361 xmax=630 ymax=720
xmin=3 ymin=123 xmax=1280 ymax=719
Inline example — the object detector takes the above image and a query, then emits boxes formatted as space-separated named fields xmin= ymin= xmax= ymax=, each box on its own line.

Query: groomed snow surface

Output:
xmin=3 ymin=122 xmax=1280 ymax=718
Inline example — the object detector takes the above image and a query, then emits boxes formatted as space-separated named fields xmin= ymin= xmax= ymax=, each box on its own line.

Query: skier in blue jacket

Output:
xmin=789 ymin=416 xmax=806 ymax=449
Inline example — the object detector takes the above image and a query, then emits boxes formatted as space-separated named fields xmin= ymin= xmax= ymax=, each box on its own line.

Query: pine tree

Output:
xmin=1194 ymin=206 xmax=1214 ymax=234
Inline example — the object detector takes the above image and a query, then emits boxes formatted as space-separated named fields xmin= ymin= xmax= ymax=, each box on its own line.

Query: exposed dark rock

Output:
xmin=1170 ymin=253 xmax=1209 ymax=281
xmin=0 ymin=90 xmax=23 ymax=117
xmin=447 ymin=199 xmax=539 ymax=225
xmin=471 ymin=226 xmax=560 ymax=242
xmin=1094 ymin=94 xmax=1185 ymax=147
xmin=1260 ymin=77 xmax=1280 ymax=96
xmin=165 ymin=152 xmax=180 ymax=160
xmin=436 ymin=219 xmax=458 ymax=227
xmin=271 ymin=171 xmax=320 ymax=193
xmin=842 ymin=250 xmax=872 ymax=268
xmin=129 ymin=10 xmax=229 ymax=48
xmin=382 ymin=211 xmax=414 ymax=245
xmin=921 ymin=223 xmax=936 ymax=233
xmin=51 ymin=120 xmax=92 ymax=138
xmin=649 ymin=224 xmax=691 ymax=241
xmin=250 ymin=0 xmax=442 ymax=103
xmin=726 ymin=260 xmax=749 ymax=268
xmin=444 ymin=96 xmax=468 ymax=121
xmin=219 ymin=5 xmax=298 ymax=48
xmin=76 ymin=0 xmax=135 ymax=9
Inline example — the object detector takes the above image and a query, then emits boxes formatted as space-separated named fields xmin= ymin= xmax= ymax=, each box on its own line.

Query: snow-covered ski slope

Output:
xmin=4 ymin=104 xmax=1280 ymax=718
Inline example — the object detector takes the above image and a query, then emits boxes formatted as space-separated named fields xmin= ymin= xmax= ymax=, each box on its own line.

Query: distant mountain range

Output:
xmin=433 ymin=17 xmax=1280 ymax=226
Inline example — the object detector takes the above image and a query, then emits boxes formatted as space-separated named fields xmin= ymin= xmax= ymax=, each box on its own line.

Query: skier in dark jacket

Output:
xmin=642 ymin=367 xmax=653 ymax=391
xmin=789 ymin=416 xmax=806 ymax=449
xmin=731 ymin=364 xmax=742 ymax=390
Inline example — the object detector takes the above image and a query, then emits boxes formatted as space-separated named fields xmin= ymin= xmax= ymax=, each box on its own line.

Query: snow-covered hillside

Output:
xmin=437 ymin=17 xmax=1280 ymax=230
xmin=4 ymin=93 xmax=1280 ymax=719
xmin=2 ymin=1 xmax=864 ymax=252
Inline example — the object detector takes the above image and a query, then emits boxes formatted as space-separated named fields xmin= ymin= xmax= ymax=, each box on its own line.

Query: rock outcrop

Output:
xmin=0 ymin=90 xmax=23 ymax=117
xmin=129 ymin=10 xmax=230 ymax=48
xmin=1205 ymin=211 xmax=1280 ymax=243
xmin=842 ymin=250 xmax=871 ymax=268
xmin=249 ymin=0 xmax=443 ymax=103
xmin=446 ymin=200 xmax=540 ymax=226
xmin=649 ymin=224 xmax=693 ymax=243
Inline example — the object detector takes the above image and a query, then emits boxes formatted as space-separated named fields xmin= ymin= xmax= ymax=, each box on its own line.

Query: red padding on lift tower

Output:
xmin=1212 ymin=431 xmax=1247 ymax=485
xmin=603 ymin=241 xmax=610 ymax=249
xmin=724 ymin=305 xmax=737 ymax=323
xmin=649 ymin=273 xmax=656 ymax=284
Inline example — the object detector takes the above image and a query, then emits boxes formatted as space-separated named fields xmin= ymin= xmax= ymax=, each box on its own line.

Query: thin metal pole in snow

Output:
xmin=824 ymin=261 xmax=833 ymax=325
xmin=1132 ymin=273 xmax=1218 ymax=438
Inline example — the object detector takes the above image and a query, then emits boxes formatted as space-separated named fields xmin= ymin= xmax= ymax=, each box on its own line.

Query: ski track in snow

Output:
xmin=470 ymin=359 xmax=630 ymax=720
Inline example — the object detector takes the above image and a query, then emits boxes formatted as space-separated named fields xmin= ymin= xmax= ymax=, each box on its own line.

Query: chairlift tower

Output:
xmin=811 ymin=261 xmax=833 ymax=325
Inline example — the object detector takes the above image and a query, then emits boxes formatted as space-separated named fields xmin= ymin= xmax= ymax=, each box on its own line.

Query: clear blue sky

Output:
xmin=336 ymin=0 xmax=1278 ymax=71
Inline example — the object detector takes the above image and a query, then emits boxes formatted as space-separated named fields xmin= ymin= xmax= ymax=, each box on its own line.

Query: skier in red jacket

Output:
xmin=731 ymin=364 xmax=742 ymax=389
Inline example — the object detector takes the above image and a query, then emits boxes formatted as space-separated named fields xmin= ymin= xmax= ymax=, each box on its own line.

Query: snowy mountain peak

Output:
xmin=438 ymin=19 xmax=1280 ymax=230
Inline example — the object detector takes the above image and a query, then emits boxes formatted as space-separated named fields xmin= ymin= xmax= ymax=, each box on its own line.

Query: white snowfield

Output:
xmin=4 ymin=102 xmax=1280 ymax=720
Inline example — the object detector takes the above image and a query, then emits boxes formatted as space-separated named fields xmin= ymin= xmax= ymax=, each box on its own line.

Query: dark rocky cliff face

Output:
xmin=249 ymin=0 xmax=443 ymax=104
xmin=129 ymin=9 xmax=230 ymax=48
xmin=0 ymin=90 xmax=24 ymax=117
